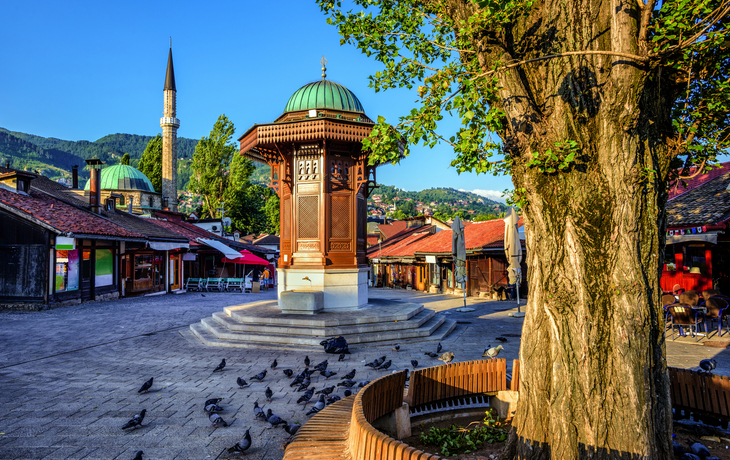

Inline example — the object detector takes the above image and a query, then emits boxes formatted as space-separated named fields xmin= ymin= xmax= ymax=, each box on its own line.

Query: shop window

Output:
xmin=664 ymin=245 xmax=677 ymax=271
xmin=55 ymin=249 xmax=79 ymax=292
xmin=134 ymin=254 xmax=153 ymax=281
xmin=687 ymin=245 xmax=707 ymax=274
xmin=95 ymin=249 xmax=114 ymax=287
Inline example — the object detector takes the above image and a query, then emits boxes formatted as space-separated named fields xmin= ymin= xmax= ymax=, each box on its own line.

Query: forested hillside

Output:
xmin=0 ymin=128 xmax=269 ymax=189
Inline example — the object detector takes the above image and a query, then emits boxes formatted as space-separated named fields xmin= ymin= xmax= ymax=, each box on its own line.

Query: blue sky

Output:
xmin=0 ymin=1 xmax=512 ymax=201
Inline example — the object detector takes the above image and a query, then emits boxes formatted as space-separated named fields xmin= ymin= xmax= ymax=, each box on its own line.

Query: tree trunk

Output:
xmin=445 ymin=0 xmax=676 ymax=458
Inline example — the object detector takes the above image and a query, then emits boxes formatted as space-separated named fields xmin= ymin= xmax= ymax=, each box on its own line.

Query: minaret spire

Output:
xmin=164 ymin=44 xmax=176 ymax=91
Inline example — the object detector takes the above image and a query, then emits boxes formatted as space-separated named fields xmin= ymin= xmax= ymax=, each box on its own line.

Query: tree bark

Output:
xmin=444 ymin=0 xmax=676 ymax=458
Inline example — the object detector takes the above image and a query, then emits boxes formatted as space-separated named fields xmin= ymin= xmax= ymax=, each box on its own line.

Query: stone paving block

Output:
xmin=4 ymin=446 xmax=59 ymax=459
xmin=39 ymin=447 xmax=85 ymax=459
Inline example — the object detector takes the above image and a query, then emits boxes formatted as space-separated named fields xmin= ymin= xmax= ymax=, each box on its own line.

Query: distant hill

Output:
xmin=0 ymin=128 xmax=270 ymax=189
xmin=369 ymin=185 xmax=507 ymax=218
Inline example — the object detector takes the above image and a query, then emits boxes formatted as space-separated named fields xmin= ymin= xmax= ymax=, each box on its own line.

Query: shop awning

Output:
xmin=667 ymin=231 xmax=719 ymax=245
xmin=222 ymin=250 xmax=270 ymax=265
xmin=196 ymin=238 xmax=242 ymax=259
xmin=149 ymin=241 xmax=190 ymax=251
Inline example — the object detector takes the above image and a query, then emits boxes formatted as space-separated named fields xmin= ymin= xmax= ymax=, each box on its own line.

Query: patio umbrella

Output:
xmin=504 ymin=207 xmax=523 ymax=314
xmin=452 ymin=216 xmax=473 ymax=312
xmin=222 ymin=250 xmax=270 ymax=279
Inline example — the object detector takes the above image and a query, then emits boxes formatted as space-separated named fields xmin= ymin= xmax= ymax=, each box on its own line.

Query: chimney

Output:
xmin=5 ymin=161 xmax=9 ymax=169
xmin=85 ymin=159 xmax=104 ymax=214
xmin=72 ymin=165 xmax=78 ymax=189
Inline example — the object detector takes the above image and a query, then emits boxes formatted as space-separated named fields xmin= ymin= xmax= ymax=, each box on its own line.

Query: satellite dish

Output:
xmin=222 ymin=217 xmax=232 ymax=227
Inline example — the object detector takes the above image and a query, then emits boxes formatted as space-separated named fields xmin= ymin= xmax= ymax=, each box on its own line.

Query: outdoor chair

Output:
xmin=679 ymin=290 xmax=700 ymax=306
xmin=701 ymin=295 xmax=730 ymax=337
xmin=702 ymin=289 xmax=723 ymax=302
xmin=184 ymin=278 xmax=202 ymax=292
xmin=226 ymin=278 xmax=245 ymax=292
xmin=662 ymin=294 xmax=677 ymax=332
xmin=206 ymin=278 xmax=225 ymax=292
xmin=667 ymin=305 xmax=703 ymax=341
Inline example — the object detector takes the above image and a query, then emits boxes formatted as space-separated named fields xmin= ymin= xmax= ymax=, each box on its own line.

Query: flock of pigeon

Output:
xmin=119 ymin=339 xmax=508 ymax=459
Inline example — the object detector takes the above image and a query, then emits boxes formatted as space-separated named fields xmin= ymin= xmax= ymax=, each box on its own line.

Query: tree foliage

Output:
xmin=120 ymin=153 xmax=130 ymax=165
xmin=138 ymin=134 xmax=162 ymax=193
xmin=264 ymin=193 xmax=281 ymax=234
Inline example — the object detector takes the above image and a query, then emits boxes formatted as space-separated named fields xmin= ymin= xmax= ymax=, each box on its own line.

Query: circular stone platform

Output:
xmin=189 ymin=298 xmax=456 ymax=350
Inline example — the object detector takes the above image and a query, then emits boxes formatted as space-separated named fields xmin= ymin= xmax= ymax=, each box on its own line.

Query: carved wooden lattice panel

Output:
xmin=330 ymin=195 xmax=350 ymax=239
xmin=298 ymin=195 xmax=319 ymax=239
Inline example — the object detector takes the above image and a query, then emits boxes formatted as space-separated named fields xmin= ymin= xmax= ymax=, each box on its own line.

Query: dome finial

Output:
xmin=321 ymin=56 xmax=327 ymax=80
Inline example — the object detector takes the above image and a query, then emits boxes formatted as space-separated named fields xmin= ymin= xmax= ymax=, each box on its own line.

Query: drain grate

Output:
xmin=410 ymin=394 xmax=491 ymax=416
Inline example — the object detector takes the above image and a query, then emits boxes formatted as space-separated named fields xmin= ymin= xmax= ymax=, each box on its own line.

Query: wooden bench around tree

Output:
xmin=283 ymin=396 xmax=355 ymax=460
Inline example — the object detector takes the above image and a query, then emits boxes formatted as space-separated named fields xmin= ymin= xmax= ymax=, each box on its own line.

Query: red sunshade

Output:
xmin=222 ymin=250 xmax=270 ymax=265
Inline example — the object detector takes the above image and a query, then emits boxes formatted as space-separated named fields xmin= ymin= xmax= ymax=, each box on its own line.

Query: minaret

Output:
xmin=160 ymin=44 xmax=179 ymax=211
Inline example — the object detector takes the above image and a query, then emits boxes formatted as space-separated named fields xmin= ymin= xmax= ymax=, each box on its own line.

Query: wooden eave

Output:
xmin=238 ymin=118 xmax=375 ymax=163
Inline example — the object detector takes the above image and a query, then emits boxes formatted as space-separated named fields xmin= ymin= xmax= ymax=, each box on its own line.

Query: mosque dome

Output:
xmin=84 ymin=164 xmax=155 ymax=192
xmin=284 ymin=80 xmax=365 ymax=114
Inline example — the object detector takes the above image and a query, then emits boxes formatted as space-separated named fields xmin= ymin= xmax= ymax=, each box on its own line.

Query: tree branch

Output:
xmin=677 ymin=158 xmax=708 ymax=179
xmin=471 ymin=50 xmax=649 ymax=80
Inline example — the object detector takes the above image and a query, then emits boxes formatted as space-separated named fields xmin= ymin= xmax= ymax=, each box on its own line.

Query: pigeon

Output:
xmin=213 ymin=359 xmax=226 ymax=373
xmin=138 ymin=377 xmax=153 ymax=394
xmin=132 ymin=451 xmax=144 ymax=460
xmin=291 ymin=373 xmax=306 ymax=387
xmin=673 ymin=440 xmax=685 ymax=456
xmin=483 ymin=345 xmax=503 ymax=359
xmin=338 ymin=379 xmax=356 ymax=388
xmin=205 ymin=403 xmax=224 ymax=414
xmin=266 ymin=409 xmax=286 ymax=428
xmin=237 ymin=377 xmax=249 ymax=388
xmin=344 ymin=389 xmax=352 ymax=397
xmin=438 ymin=352 xmax=455 ymax=364
xmin=304 ymin=356 xmax=310 ymax=367
xmin=326 ymin=395 xmax=341 ymax=405
xmin=411 ymin=360 xmax=418 ymax=369
xmin=205 ymin=398 xmax=223 ymax=407
xmin=283 ymin=369 xmax=294 ymax=378
xmin=320 ymin=370 xmax=337 ymax=379
xmin=377 ymin=360 xmax=392 ymax=371
xmin=700 ymin=359 xmax=717 ymax=373
xmin=227 ymin=428 xmax=251 ymax=454
xmin=342 ymin=369 xmax=356 ymax=380
xmin=265 ymin=387 xmax=273 ymax=402
xmin=122 ymin=409 xmax=146 ymax=430
xmin=496 ymin=336 xmax=508 ymax=343
xmin=297 ymin=388 xmax=314 ymax=405
xmin=365 ymin=356 xmax=386 ymax=368
xmin=209 ymin=413 xmax=228 ymax=427
xmin=313 ymin=360 xmax=328 ymax=372
xmin=690 ymin=442 xmax=711 ymax=459
xmin=425 ymin=352 xmax=439 ymax=358
xmin=250 ymin=370 xmax=267 ymax=382
xmin=316 ymin=385 xmax=336 ymax=396
xmin=270 ymin=359 xmax=278 ymax=369
xmin=392 ymin=345 xmax=400 ymax=352
xmin=338 ymin=353 xmax=346 ymax=362
xmin=201 ymin=294 xmax=206 ymax=297
xmin=437 ymin=342 xmax=443 ymax=354
xmin=357 ymin=380 xmax=370 ymax=387
xmin=283 ymin=422 xmax=300 ymax=438
xmin=680 ymin=455 xmax=701 ymax=460
xmin=296 ymin=379 xmax=311 ymax=392
xmin=253 ymin=402 xmax=267 ymax=421
xmin=306 ymin=395 xmax=326 ymax=416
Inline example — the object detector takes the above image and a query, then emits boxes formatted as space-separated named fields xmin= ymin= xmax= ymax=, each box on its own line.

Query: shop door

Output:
xmin=81 ymin=249 xmax=93 ymax=300
xmin=170 ymin=255 xmax=180 ymax=290
xmin=469 ymin=260 xmax=479 ymax=296
xmin=416 ymin=266 xmax=426 ymax=291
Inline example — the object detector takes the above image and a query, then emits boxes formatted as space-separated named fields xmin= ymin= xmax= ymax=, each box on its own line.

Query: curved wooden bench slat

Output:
xmin=283 ymin=396 xmax=355 ymax=460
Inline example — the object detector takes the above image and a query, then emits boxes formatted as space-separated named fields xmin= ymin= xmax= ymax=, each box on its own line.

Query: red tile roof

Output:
xmin=668 ymin=162 xmax=730 ymax=200
xmin=377 ymin=220 xmax=408 ymax=239
xmin=0 ymin=187 xmax=144 ymax=238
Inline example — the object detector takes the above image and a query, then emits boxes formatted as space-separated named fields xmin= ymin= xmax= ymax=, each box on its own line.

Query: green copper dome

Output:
xmin=84 ymin=164 xmax=155 ymax=192
xmin=284 ymin=80 xmax=364 ymax=113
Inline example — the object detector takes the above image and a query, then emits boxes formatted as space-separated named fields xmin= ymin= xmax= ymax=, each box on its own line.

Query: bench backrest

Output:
xmin=406 ymin=358 xmax=507 ymax=407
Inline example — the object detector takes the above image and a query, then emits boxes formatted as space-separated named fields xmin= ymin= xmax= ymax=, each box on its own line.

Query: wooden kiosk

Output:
xmin=239 ymin=65 xmax=377 ymax=311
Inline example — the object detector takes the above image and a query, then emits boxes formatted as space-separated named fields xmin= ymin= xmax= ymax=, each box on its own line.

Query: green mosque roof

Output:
xmin=284 ymin=80 xmax=364 ymax=113
xmin=84 ymin=164 xmax=155 ymax=192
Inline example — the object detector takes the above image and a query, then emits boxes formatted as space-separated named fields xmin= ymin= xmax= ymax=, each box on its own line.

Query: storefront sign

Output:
xmin=55 ymin=236 xmax=75 ymax=250
xmin=426 ymin=255 xmax=437 ymax=264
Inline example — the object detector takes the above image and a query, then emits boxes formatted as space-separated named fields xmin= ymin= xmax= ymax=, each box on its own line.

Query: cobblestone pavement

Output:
xmin=1 ymin=288 xmax=729 ymax=459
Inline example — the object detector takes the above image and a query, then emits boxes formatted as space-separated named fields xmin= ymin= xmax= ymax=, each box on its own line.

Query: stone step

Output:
xmin=210 ymin=308 xmax=436 ymax=336
xmin=197 ymin=311 xmax=448 ymax=347
xmin=188 ymin=322 xmax=317 ymax=352
xmin=223 ymin=300 xmax=424 ymax=327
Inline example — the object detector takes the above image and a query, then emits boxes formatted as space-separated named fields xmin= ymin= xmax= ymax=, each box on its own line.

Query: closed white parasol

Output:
xmin=504 ymin=207 xmax=524 ymax=315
